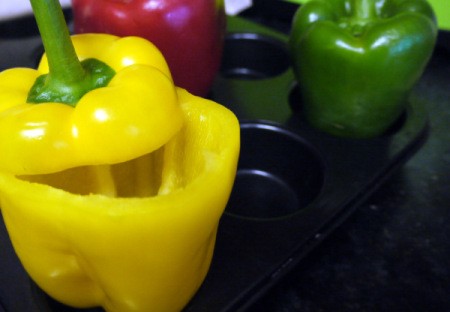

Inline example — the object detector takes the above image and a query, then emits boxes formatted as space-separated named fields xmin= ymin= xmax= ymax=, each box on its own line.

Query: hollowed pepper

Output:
xmin=0 ymin=0 xmax=239 ymax=311
xmin=289 ymin=0 xmax=437 ymax=138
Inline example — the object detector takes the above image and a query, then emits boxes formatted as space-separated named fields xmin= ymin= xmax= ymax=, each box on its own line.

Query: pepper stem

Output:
xmin=27 ymin=0 xmax=115 ymax=106
xmin=352 ymin=0 xmax=377 ymax=21
xmin=30 ymin=0 xmax=85 ymax=85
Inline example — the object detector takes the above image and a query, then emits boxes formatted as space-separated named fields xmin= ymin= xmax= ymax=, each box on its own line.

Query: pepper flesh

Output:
xmin=289 ymin=0 xmax=437 ymax=138
xmin=71 ymin=0 xmax=226 ymax=97
xmin=0 ymin=32 xmax=239 ymax=312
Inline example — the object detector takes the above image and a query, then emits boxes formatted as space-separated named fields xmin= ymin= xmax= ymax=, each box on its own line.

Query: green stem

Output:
xmin=27 ymin=0 xmax=115 ymax=106
xmin=352 ymin=0 xmax=377 ymax=21
xmin=30 ymin=0 xmax=85 ymax=85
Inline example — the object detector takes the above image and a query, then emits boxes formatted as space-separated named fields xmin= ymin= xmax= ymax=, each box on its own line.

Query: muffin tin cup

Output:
xmin=0 ymin=14 xmax=429 ymax=312
xmin=226 ymin=122 xmax=325 ymax=220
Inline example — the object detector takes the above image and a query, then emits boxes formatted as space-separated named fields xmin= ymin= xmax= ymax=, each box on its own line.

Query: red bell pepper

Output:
xmin=71 ymin=0 xmax=226 ymax=97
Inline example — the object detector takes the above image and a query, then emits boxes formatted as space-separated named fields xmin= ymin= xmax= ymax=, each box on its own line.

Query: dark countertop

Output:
xmin=244 ymin=3 xmax=450 ymax=310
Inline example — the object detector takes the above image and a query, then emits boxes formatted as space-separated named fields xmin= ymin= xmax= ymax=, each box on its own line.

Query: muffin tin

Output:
xmin=0 ymin=13 xmax=428 ymax=312
xmin=185 ymin=16 xmax=428 ymax=311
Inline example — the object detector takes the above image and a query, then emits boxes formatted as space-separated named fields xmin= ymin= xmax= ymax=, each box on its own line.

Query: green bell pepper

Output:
xmin=289 ymin=0 xmax=437 ymax=138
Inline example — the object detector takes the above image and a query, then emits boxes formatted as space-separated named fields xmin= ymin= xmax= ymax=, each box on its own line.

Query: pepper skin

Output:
xmin=0 ymin=22 xmax=239 ymax=312
xmin=289 ymin=0 xmax=437 ymax=138
xmin=71 ymin=0 xmax=226 ymax=97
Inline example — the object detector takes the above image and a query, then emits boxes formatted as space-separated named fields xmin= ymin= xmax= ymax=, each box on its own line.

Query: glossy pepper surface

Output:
xmin=289 ymin=0 xmax=437 ymax=138
xmin=71 ymin=0 xmax=226 ymax=97
xmin=0 ymin=0 xmax=240 ymax=311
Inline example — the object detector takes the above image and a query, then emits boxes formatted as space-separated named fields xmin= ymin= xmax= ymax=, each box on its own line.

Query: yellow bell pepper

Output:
xmin=0 ymin=89 xmax=239 ymax=311
xmin=0 ymin=34 xmax=182 ymax=175
xmin=0 ymin=0 xmax=240 ymax=311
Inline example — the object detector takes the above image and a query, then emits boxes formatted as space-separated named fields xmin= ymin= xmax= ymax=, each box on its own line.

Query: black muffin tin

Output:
xmin=184 ymin=16 xmax=428 ymax=312
xmin=0 ymin=12 xmax=428 ymax=312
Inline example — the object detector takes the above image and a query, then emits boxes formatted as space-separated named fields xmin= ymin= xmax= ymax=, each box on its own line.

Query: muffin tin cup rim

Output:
xmin=240 ymin=120 xmax=325 ymax=155
xmin=226 ymin=120 xmax=327 ymax=221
